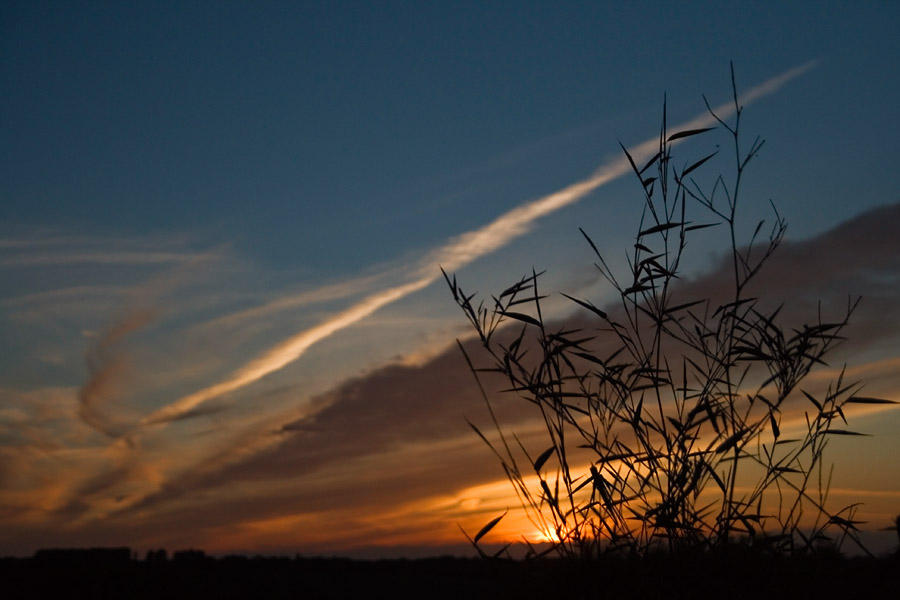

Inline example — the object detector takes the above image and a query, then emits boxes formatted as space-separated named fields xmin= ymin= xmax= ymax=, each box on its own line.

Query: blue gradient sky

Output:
xmin=1 ymin=2 xmax=898 ymax=555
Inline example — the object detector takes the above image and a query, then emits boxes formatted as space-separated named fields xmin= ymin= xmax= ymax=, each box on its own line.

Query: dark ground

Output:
xmin=3 ymin=551 xmax=898 ymax=599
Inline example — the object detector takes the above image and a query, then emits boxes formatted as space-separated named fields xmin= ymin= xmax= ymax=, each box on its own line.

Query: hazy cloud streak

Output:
xmin=0 ymin=251 xmax=201 ymax=267
xmin=145 ymin=62 xmax=816 ymax=426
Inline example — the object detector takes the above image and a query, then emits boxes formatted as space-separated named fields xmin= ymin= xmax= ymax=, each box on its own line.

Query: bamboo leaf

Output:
xmin=663 ymin=299 xmax=705 ymax=315
xmin=639 ymin=151 xmax=661 ymax=174
xmin=623 ymin=284 xmax=652 ymax=295
xmin=466 ymin=419 xmax=493 ymax=449
xmin=772 ymin=466 xmax=802 ymax=474
xmin=774 ymin=438 xmax=801 ymax=446
xmin=769 ymin=413 xmax=780 ymax=439
xmin=706 ymin=464 xmax=727 ymax=493
xmin=682 ymin=151 xmax=718 ymax=177
xmin=846 ymin=396 xmax=897 ymax=405
xmin=639 ymin=221 xmax=683 ymax=236
xmin=684 ymin=222 xmax=719 ymax=232
xmin=716 ymin=429 xmax=745 ymax=453
xmin=533 ymin=446 xmax=556 ymax=471
xmin=619 ymin=141 xmax=640 ymax=176
xmin=801 ymin=390 xmax=822 ymax=412
xmin=507 ymin=295 xmax=548 ymax=307
xmin=571 ymin=351 xmax=606 ymax=366
xmin=667 ymin=127 xmax=714 ymax=142
xmin=560 ymin=293 xmax=607 ymax=319
xmin=499 ymin=311 xmax=541 ymax=327
xmin=474 ymin=511 xmax=507 ymax=543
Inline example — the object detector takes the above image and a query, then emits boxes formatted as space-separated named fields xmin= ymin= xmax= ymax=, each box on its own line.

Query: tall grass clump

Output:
xmin=445 ymin=67 xmax=894 ymax=559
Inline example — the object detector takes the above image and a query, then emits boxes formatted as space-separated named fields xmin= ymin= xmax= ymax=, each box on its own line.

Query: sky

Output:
xmin=1 ymin=2 xmax=899 ymax=557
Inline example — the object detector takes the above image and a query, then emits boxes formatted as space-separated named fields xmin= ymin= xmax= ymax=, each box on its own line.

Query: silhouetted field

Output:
xmin=3 ymin=549 xmax=898 ymax=599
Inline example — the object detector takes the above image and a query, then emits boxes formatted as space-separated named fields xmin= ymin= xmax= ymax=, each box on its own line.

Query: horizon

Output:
xmin=2 ymin=2 xmax=899 ymax=558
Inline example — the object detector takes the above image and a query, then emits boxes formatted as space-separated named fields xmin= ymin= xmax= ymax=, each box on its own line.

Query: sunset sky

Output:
xmin=2 ymin=2 xmax=899 ymax=557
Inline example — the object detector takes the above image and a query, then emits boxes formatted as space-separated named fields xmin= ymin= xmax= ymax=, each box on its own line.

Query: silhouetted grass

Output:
xmin=446 ymin=65 xmax=896 ymax=559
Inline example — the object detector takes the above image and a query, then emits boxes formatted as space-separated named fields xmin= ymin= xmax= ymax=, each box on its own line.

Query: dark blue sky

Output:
xmin=3 ymin=2 xmax=898 ymax=274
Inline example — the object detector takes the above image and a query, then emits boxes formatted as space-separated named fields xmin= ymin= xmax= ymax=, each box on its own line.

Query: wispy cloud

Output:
xmin=143 ymin=62 xmax=817 ymax=426
xmin=78 ymin=308 xmax=157 ymax=438
xmin=0 ymin=286 xmax=126 ymax=308
xmin=71 ymin=249 xmax=226 ymax=435
xmin=0 ymin=231 xmax=192 ymax=249
xmin=0 ymin=231 xmax=211 ymax=271
xmin=0 ymin=251 xmax=201 ymax=267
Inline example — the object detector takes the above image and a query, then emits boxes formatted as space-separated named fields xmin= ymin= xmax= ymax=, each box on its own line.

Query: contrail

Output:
xmin=143 ymin=61 xmax=817 ymax=426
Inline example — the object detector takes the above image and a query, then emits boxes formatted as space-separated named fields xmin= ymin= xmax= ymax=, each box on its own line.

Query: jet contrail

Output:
xmin=143 ymin=61 xmax=817 ymax=426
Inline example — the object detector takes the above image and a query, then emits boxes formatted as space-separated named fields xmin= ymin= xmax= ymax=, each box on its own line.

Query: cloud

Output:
xmin=143 ymin=62 xmax=817 ymax=427
xmin=78 ymin=309 xmax=157 ymax=438
xmin=0 ymin=231 xmax=197 ymax=267
xmin=103 ymin=202 xmax=900 ymax=548
xmin=74 ymin=249 xmax=225 ymax=437
xmin=0 ymin=232 xmax=191 ymax=249
xmin=0 ymin=251 xmax=203 ymax=267
xmin=0 ymin=286 xmax=125 ymax=308
xmin=0 ymin=387 xmax=88 ymax=453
